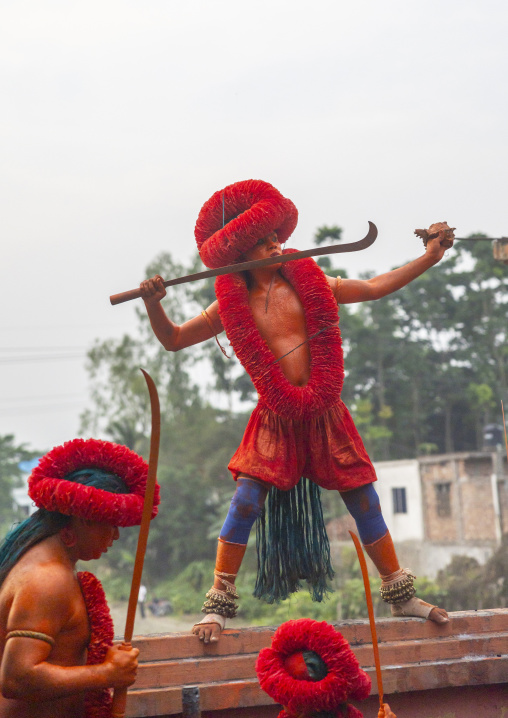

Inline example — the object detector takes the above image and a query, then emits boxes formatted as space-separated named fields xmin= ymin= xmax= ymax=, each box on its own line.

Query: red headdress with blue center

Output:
xmin=256 ymin=618 xmax=371 ymax=718
xmin=28 ymin=438 xmax=160 ymax=527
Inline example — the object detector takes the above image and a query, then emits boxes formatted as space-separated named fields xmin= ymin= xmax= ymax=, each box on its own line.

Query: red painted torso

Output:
xmin=248 ymin=274 xmax=311 ymax=387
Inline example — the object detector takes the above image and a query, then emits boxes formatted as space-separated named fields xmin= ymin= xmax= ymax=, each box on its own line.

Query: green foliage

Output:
xmin=158 ymin=561 xmax=345 ymax=624
xmin=436 ymin=555 xmax=495 ymax=610
xmin=158 ymin=560 xmax=217 ymax=613
xmin=270 ymin=591 xmax=338 ymax=623
xmin=75 ymin=234 xmax=508 ymax=614
xmin=484 ymin=536 xmax=508 ymax=607
xmin=79 ymin=251 xmax=250 ymax=582
xmin=348 ymin=400 xmax=393 ymax=459
xmin=0 ymin=435 xmax=40 ymax=531
xmin=314 ymin=225 xmax=343 ymax=246
xmin=81 ymin=252 xmax=204 ymax=445
xmin=314 ymin=225 xmax=348 ymax=279
xmin=432 ymin=540 xmax=508 ymax=611
xmin=417 ymin=442 xmax=439 ymax=456
xmin=94 ymin=572 xmax=133 ymax=602
xmin=337 ymin=234 xmax=508 ymax=459
xmin=338 ymin=578 xmax=376 ymax=620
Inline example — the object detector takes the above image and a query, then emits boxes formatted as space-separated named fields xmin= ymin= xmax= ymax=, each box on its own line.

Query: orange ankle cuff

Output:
xmin=363 ymin=531 xmax=400 ymax=576
xmin=216 ymin=537 xmax=247 ymax=575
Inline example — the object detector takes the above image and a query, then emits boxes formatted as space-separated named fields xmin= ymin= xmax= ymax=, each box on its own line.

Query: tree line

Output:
xmin=0 ymin=229 xmax=506 ymax=614
xmin=75 ymin=230 xmax=507 ymax=588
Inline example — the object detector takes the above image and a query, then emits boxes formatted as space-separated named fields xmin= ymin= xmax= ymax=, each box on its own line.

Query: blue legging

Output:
xmin=219 ymin=478 xmax=269 ymax=544
xmin=339 ymin=484 xmax=388 ymax=545
xmin=220 ymin=479 xmax=387 ymax=546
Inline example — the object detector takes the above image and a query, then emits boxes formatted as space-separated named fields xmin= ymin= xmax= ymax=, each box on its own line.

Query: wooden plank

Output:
xmin=124 ymin=610 xmax=508 ymax=717
xmin=125 ymin=653 xmax=508 ymax=716
xmin=133 ymin=631 xmax=508 ymax=691
xmin=376 ymin=654 xmax=508 ymax=694
xmin=131 ymin=610 xmax=508 ymax=662
xmin=338 ymin=609 xmax=508 ymax=646
xmin=201 ymin=707 xmax=280 ymax=718
xmin=132 ymin=628 xmax=276 ymax=662
xmin=135 ymin=655 xmax=257 ymax=690
xmin=125 ymin=680 xmax=272 ymax=718
xmin=374 ymin=631 xmax=508 ymax=667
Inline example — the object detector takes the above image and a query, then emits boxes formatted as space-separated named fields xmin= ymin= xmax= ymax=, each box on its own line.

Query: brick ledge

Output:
xmin=125 ymin=609 xmax=508 ymax=717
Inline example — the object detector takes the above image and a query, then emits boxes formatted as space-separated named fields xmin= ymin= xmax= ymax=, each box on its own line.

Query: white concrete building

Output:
xmin=373 ymin=458 xmax=424 ymax=542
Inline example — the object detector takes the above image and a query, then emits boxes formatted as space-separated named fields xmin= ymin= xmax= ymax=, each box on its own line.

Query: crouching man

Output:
xmin=0 ymin=438 xmax=160 ymax=718
xmin=257 ymin=618 xmax=396 ymax=718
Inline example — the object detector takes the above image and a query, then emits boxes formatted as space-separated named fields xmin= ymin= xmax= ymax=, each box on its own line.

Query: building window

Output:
xmin=435 ymin=482 xmax=451 ymax=517
xmin=392 ymin=487 xmax=407 ymax=514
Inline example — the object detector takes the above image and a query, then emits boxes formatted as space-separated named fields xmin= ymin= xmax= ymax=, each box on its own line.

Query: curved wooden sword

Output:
xmin=111 ymin=368 xmax=160 ymax=718
xmin=349 ymin=530 xmax=386 ymax=717
xmin=110 ymin=221 xmax=378 ymax=305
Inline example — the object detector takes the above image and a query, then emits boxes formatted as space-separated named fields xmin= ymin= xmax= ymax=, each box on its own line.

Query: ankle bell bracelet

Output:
xmin=380 ymin=569 xmax=416 ymax=604
xmin=202 ymin=586 xmax=239 ymax=619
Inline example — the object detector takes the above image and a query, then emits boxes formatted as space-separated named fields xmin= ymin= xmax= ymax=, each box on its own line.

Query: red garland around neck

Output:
xmin=78 ymin=571 xmax=114 ymax=718
xmin=215 ymin=253 xmax=344 ymax=420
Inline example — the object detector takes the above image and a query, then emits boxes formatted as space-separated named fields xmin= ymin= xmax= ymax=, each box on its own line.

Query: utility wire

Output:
xmin=0 ymin=402 xmax=87 ymax=417
xmin=0 ymin=346 xmax=88 ymax=352
xmin=0 ymin=352 xmax=86 ymax=364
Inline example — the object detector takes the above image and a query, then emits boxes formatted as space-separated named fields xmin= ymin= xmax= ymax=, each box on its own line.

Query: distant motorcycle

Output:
xmin=148 ymin=598 xmax=173 ymax=616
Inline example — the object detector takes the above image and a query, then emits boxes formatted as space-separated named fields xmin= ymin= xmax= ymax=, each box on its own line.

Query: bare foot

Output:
xmin=391 ymin=597 xmax=449 ymax=624
xmin=192 ymin=614 xmax=225 ymax=643
xmin=428 ymin=606 xmax=449 ymax=624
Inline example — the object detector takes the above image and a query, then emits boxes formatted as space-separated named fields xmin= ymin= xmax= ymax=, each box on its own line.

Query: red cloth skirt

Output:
xmin=228 ymin=399 xmax=377 ymax=492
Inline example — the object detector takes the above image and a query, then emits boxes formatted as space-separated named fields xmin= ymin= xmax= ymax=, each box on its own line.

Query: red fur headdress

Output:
xmin=256 ymin=619 xmax=371 ymax=718
xmin=194 ymin=179 xmax=298 ymax=268
xmin=28 ymin=438 xmax=160 ymax=527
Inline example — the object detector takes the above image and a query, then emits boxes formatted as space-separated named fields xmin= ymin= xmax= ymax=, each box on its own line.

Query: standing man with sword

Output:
xmin=132 ymin=179 xmax=451 ymax=642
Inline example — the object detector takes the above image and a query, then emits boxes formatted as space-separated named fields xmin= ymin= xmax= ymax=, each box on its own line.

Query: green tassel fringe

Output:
xmin=254 ymin=477 xmax=335 ymax=603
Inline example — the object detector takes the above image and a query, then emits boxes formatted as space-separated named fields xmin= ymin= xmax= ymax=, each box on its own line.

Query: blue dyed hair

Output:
xmin=0 ymin=467 xmax=129 ymax=586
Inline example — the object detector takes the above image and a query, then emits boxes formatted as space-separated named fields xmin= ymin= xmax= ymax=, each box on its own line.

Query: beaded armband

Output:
xmin=379 ymin=568 xmax=416 ymax=605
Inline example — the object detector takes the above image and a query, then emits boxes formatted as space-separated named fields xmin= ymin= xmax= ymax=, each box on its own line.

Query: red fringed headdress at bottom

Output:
xmin=28 ymin=438 xmax=160 ymax=527
xmin=256 ymin=619 xmax=371 ymax=718
xmin=194 ymin=179 xmax=298 ymax=268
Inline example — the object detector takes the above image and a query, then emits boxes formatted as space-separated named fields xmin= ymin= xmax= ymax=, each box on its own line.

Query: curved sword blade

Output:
xmin=110 ymin=222 xmax=378 ymax=305
xmin=167 ymin=221 xmax=378 ymax=284
xmin=111 ymin=368 xmax=161 ymax=718
xmin=349 ymin=530 xmax=385 ymax=711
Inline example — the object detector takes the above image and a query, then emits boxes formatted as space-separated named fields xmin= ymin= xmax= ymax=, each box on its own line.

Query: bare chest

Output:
xmin=248 ymin=280 xmax=307 ymax=346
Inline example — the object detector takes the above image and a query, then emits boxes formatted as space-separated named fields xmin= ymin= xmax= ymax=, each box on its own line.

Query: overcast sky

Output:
xmin=1 ymin=0 xmax=507 ymax=452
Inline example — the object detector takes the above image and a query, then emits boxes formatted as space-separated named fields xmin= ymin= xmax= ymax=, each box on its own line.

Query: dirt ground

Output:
xmin=109 ymin=601 xmax=250 ymax=639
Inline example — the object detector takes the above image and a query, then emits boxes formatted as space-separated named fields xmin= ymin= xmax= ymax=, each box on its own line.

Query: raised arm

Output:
xmin=140 ymin=274 xmax=224 ymax=351
xmin=1 ymin=569 xmax=138 ymax=701
xmin=329 ymin=226 xmax=452 ymax=305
